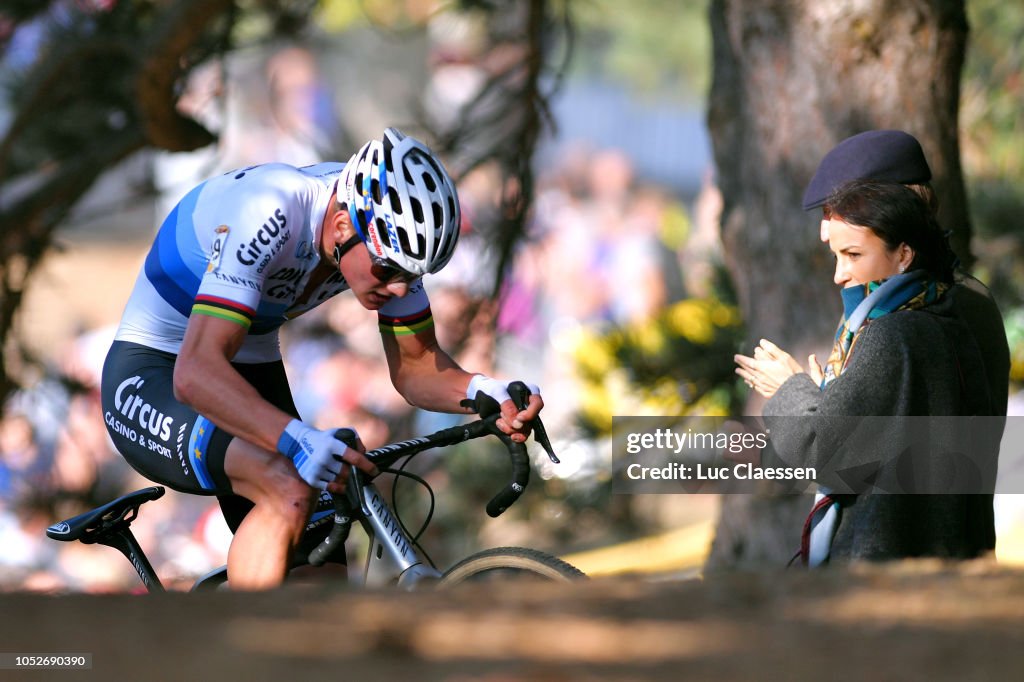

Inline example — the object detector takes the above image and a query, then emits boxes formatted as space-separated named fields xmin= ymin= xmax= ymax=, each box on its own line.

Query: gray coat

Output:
xmin=951 ymin=273 xmax=1009 ymax=415
xmin=763 ymin=293 xmax=998 ymax=562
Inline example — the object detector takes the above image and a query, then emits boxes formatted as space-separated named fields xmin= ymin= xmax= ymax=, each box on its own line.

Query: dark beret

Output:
xmin=802 ymin=130 xmax=932 ymax=210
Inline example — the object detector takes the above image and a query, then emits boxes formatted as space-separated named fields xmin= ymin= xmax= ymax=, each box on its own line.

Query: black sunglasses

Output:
xmin=368 ymin=253 xmax=419 ymax=285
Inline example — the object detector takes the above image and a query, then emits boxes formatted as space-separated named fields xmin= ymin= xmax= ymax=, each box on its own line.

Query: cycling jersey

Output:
xmin=114 ymin=162 xmax=430 ymax=363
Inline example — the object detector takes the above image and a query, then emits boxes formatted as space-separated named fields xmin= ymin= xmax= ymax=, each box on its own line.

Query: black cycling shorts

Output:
xmin=100 ymin=340 xmax=299 ymax=496
xmin=101 ymin=342 xmax=344 ymax=558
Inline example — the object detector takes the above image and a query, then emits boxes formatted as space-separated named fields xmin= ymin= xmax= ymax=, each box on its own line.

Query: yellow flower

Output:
xmin=579 ymin=381 xmax=613 ymax=431
xmin=1011 ymin=355 xmax=1024 ymax=383
xmin=687 ymin=388 xmax=731 ymax=417
xmin=641 ymin=379 xmax=687 ymax=414
xmin=629 ymin=320 xmax=666 ymax=357
xmin=710 ymin=301 xmax=740 ymax=328
xmin=667 ymin=300 xmax=715 ymax=345
xmin=574 ymin=330 xmax=615 ymax=379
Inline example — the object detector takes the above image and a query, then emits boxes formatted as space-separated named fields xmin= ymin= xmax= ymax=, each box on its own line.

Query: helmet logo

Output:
xmin=358 ymin=173 xmax=382 ymax=256
xmin=376 ymin=161 xmax=400 ymax=256
xmin=383 ymin=214 xmax=400 ymax=256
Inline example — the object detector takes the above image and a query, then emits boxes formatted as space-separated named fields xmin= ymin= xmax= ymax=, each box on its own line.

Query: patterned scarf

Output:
xmin=803 ymin=270 xmax=948 ymax=567
xmin=822 ymin=271 xmax=949 ymax=387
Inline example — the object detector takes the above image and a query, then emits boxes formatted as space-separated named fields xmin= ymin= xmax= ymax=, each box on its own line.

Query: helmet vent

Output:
xmin=403 ymin=163 xmax=414 ymax=184
xmin=355 ymin=208 xmax=369 ymax=233
xmin=376 ymin=218 xmax=392 ymax=248
xmin=447 ymin=196 xmax=456 ymax=217
xmin=388 ymin=186 xmax=403 ymax=214
xmin=411 ymin=197 xmax=424 ymax=223
xmin=371 ymin=178 xmax=382 ymax=203
xmin=431 ymin=202 xmax=442 ymax=230
xmin=398 ymin=229 xmax=426 ymax=259
xmin=422 ymin=172 xmax=437 ymax=192
xmin=423 ymin=155 xmax=445 ymax=180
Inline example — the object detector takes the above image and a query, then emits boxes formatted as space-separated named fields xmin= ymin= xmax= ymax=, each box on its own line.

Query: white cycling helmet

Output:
xmin=339 ymin=128 xmax=461 ymax=276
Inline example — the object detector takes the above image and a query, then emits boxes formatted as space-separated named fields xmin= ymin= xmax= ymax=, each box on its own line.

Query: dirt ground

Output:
xmin=1 ymin=560 xmax=1022 ymax=681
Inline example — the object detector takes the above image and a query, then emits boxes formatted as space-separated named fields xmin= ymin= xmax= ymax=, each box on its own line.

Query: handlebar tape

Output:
xmin=484 ymin=431 xmax=531 ymax=518
xmin=308 ymin=494 xmax=354 ymax=567
xmin=306 ymin=428 xmax=362 ymax=566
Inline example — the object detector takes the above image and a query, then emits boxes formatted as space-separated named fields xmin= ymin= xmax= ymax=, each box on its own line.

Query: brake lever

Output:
xmin=334 ymin=428 xmax=371 ymax=517
xmin=507 ymin=381 xmax=559 ymax=464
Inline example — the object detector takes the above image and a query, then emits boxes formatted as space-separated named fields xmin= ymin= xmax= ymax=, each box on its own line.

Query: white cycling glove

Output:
xmin=276 ymin=419 xmax=355 ymax=490
xmin=464 ymin=374 xmax=541 ymax=417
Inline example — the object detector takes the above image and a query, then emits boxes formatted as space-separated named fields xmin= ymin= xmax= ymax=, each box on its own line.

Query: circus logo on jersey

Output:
xmin=236 ymin=208 xmax=288 ymax=267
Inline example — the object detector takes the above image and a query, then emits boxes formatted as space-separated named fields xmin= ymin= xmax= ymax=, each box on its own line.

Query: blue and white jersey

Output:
xmin=114 ymin=162 xmax=429 ymax=363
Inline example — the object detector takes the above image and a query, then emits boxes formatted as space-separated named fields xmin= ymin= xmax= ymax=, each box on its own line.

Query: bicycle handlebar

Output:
xmin=359 ymin=382 xmax=555 ymax=517
xmin=307 ymin=383 xmax=557 ymax=565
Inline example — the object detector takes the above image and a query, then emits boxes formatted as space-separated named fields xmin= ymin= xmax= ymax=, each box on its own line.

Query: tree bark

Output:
xmin=705 ymin=0 xmax=969 ymax=567
xmin=0 ymin=0 xmax=233 ymax=400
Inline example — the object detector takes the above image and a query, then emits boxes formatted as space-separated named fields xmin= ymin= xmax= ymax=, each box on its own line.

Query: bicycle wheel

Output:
xmin=439 ymin=547 xmax=586 ymax=586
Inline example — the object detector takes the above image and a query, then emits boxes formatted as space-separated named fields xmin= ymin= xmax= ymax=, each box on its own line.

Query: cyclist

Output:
xmin=100 ymin=128 xmax=543 ymax=590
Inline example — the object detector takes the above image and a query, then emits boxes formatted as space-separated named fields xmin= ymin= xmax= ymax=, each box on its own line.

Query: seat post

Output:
xmin=99 ymin=529 xmax=165 ymax=593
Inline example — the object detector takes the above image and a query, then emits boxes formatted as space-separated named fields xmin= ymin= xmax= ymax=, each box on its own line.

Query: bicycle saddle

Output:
xmin=46 ymin=486 xmax=165 ymax=543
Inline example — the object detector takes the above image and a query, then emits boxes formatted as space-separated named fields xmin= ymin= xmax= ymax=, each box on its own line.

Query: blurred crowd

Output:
xmin=0 ymin=43 xmax=719 ymax=592
xmin=4 ymin=31 xmax=1024 ymax=590
xmin=0 ymin=142 xmax=715 ymax=592
xmin=0 ymin=326 xmax=233 ymax=592
xmin=5 ymin=2 xmax=1024 ymax=596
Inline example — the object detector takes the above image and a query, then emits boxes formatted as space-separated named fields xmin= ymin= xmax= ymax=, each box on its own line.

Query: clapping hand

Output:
xmin=734 ymin=339 xmax=824 ymax=398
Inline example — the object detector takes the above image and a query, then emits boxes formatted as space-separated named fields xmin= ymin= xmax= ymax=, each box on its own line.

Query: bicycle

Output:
xmin=45 ymin=386 xmax=585 ymax=591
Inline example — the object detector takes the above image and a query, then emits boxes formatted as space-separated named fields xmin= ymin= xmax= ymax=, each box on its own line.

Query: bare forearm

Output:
xmin=174 ymin=355 xmax=292 ymax=452
xmin=392 ymin=350 xmax=474 ymax=413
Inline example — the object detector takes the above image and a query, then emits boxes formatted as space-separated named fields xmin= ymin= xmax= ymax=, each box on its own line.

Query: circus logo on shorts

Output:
xmin=114 ymin=375 xmax=174 ymax=441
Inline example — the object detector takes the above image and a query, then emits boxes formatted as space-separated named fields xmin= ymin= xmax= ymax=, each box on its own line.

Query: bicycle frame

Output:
xmin=324 ymin=418 xmax=513 ymax=589
xmin=306 ymin=409 xmax=557 ymax=589
xmin=353 ymin=479 xmax=442 ymax=588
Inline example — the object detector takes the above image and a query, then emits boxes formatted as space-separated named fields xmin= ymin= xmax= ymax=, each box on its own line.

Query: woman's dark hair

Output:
xmin=824 ymin=179 xmax=956 ymax=282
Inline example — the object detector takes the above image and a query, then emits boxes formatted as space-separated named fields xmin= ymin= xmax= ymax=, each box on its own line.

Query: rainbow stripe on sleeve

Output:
xmin=378 ymin=306 xmax=434 ymax=336
xmin=192 ymin=294 xmax=255 ymax=329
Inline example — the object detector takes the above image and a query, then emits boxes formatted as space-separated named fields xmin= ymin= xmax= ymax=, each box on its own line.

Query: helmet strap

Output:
xmin=333 ymin=234 xmax=363 ymax=266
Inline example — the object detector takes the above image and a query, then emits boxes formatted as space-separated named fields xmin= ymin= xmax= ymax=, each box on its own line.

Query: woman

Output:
xmin=735 ymin=179 xmax=997 ymax=566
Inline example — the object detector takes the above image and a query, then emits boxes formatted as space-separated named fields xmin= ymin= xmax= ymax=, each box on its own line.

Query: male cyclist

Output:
xmin=101 ymin=128 xmax=543 ymax=589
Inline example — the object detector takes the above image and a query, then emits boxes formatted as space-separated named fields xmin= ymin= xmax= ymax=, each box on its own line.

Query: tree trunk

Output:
xmin=705 ymin=0 xmax=969 ymax=567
